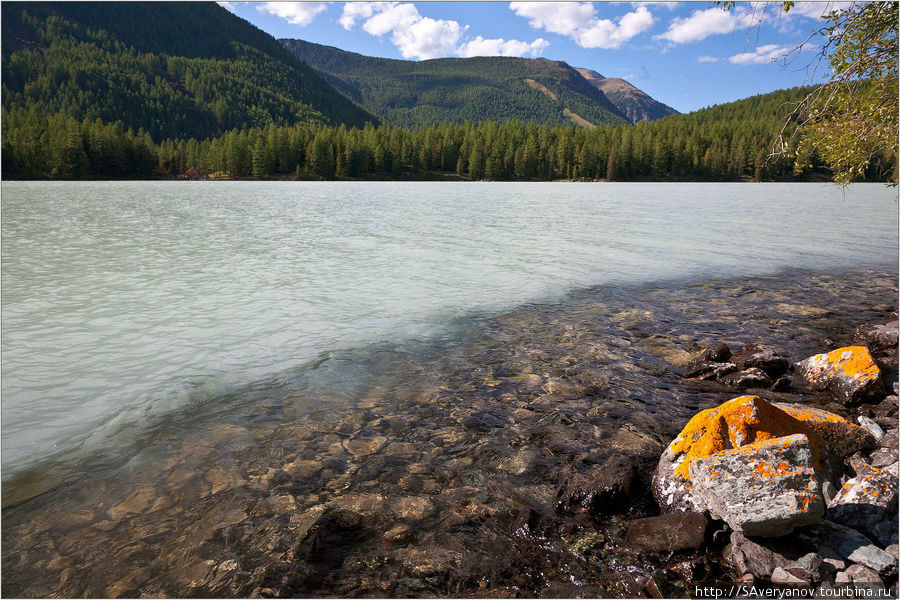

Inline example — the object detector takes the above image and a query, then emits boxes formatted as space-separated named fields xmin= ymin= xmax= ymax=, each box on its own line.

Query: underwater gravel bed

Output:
xmin=2 ymin=267 xmax=897 ymax=598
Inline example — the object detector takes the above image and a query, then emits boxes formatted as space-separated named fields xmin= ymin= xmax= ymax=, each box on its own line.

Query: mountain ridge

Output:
xmin=280 ymin=38 xmax=629 ymax=129
xmin=0 ymin=2 xmax=376 ymax=142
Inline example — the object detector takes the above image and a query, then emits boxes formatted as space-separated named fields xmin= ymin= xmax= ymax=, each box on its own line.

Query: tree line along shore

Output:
xmin=3 ymin=86 xmax=895 ymax=182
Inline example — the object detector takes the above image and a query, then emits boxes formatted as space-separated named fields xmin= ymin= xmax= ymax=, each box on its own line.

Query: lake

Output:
xmin=1 ymin=181 xmax=897 ymax=597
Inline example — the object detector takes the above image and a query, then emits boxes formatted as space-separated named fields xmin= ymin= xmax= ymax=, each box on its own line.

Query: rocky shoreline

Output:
xmin=1 ymin=269 xmax=897 ymax=598
xmin=545 ymin=314 xmax=900 ymax=598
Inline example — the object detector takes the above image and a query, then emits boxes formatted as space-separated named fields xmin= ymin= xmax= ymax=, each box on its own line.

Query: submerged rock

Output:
xmin=556 ymin=454 xmax=635 ymax=516
xmin=771 ymin=376 xmax=792 ymax=392
xmin=625 ymin=511 xmax=708 ymax=552
xmin=689 ymin=434 xmax=824 ymax=537
xmin=795 ymin=346 xmax=885 ymax=405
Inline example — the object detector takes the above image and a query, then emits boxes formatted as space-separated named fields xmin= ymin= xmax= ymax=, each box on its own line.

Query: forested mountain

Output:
xmin=280 ymin=39 xmax=628 ymax=129
xmin=1 ymin=2 xmax=375 ymax=147
xmin=575 ymin=68 xmax=679 ymax=123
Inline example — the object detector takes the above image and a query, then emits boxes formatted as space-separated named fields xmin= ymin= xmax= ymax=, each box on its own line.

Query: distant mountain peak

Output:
xmin=574 ymin=68 xmax=604 ymax=80
xmin=574 ymin=68 xmax=678 ymax=124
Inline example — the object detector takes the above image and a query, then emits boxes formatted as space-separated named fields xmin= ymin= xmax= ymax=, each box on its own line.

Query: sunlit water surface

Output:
xmin=2 ymin=182 xmax=896 ymax=481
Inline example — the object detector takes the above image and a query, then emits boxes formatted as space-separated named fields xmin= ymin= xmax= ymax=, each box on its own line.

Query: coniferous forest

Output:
xmin=1 ymin=2 xmax=896 ymax=182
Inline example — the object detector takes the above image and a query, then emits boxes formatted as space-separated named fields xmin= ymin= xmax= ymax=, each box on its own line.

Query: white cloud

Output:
xmin=658 ymin=1 xmax=852 ymax=45
xmin=639 ymin=1 xmax=681 ymax=10
xmin=697 ymin=55 xmax=719 ymax=63
xmin=458 ymin=36 xmax=549 ymax=58
xmin=217 ymin=2 xmax=237 ymax=15
xmin=392 ymin=16 xmax=466 ymax=59
xmin=728 ymin=44 xmax=790 ymax=65
xmin=340 ymin=2 xmax=547 ymax=60
xmin=655 ymin=6 xmax=748 ymax=44
xmin=361 ymin=3 xmax=421 ymax=37
xmin=257 ymin=2 xmax=326 ymax=26
xmin=788 ymin=1 xmax=853 ymax=19
xmin=509 ymin=2 xmax=655 ymax=49
xmin=509 ymin=2 xmax=595 ymax=37
xmin=339 ymin=2 xmax=378 ymax=30
xmin=339 ymin=2 xmax=465 ymax=60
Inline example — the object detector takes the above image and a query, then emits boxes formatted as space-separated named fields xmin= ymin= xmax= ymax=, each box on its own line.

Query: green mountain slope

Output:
xmin=1 ymin=2 xmax=375 ymax=142
xmin=280 ymin=39 xmax=628 ymax=129
xmin=574 ymin=68 xmax=678 ymax=124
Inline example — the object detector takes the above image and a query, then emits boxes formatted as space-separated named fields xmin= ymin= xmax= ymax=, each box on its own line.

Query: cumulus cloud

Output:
xmin=728 ymin=44 xmax=791 ymax=65
xmin=788 ymin=1 xmax=854 ymax=19
xmin=458 ymin=36 xmax=549 ymax=58
xmin=339 ymin=2 xmax=464 ymax=59
xmin=655 ymin=6 xmax=755 ymax=44
xmin=509 ymin=2 xmax=655 ymax=49
xmin=257 ymin=2 xmax=326 ymax=26
xmin=217 ymin=2 xmax=237 ymax=15
xmin=641 ymin=1 xmax=681 ymax=10
xmin=697 ymin=55 xmax=719 ymax=63
xmin=340 ymin=2 xmax=548 ymax=60
xmin=658 ymin=1 xmax=852 ymax=45
xmin=339 ymin=2 xmax=378 ymax=29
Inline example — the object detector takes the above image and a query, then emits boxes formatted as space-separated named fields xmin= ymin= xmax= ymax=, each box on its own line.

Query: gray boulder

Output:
xmin=783 ymin=553 xmax=826 ymax=584
xmin=689 ymin=434 xmax=825 ymax=537
xmin=852 ymin=321 xmax=899 ymax=353
xmin=724 ymin=532 xmax=812 ymax=579
xmin=685 ymin=361 xmax=737 ymax=380
xmin=812 ymin=521 xmax=897 ymax=576
xmin=828 ymin=463 xmax=898 ymax=544
xmin=719 ymin=368 xmax=773 ymax=389
xmin=699 ymin=341 xmax=732 ymax=363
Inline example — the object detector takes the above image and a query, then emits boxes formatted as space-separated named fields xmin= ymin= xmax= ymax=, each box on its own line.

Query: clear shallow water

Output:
xmin=1 ymin=181 xmax=897 ymax=480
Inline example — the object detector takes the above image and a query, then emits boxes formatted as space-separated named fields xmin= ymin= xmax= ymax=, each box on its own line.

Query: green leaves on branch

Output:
xmin=720 ymin=1 xmax=898 ymax=184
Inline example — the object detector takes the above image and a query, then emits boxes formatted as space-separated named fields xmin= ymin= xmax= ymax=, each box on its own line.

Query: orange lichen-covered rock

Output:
xmin=689 ymin=434 xmax=824 ymax=537
xmin=652 ymin=396 xmax=829 ymax=513
xmin=774 ymin=403 xmax=876 ymax=459
xmin=667 ymin=396 xmax=825 ymax=480
xmin=795 ymin=346 xmax=885 ymax=405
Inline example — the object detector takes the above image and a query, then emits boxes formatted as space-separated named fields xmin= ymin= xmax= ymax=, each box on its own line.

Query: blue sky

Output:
xmin=218 ymin=1 xmax=850 ymax=113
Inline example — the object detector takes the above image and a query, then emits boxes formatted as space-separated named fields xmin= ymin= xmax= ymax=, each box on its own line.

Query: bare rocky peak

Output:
xmin=574 ymin=67 xmax=678 ymax=123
